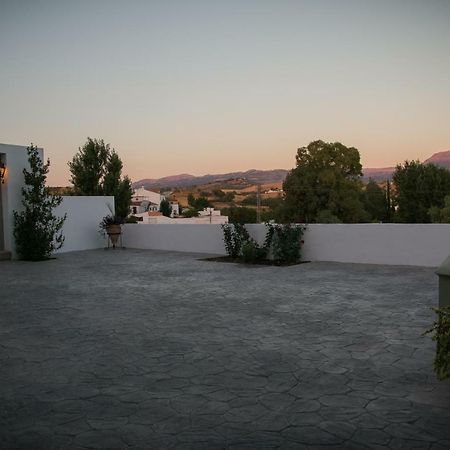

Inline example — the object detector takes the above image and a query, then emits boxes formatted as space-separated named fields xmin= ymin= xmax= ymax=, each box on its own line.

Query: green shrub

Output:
xmin=424 ymin=306 xmax=450 ymax=380
xmin=222 ymin=222 xmax=306 ymax=264
xmin=221 ymin=223 xmax=251 ymax=258
xmin=13 ymin=145 xmax=66 ymax=261
xmin=267 ymin=223 xmax=306 ymax=264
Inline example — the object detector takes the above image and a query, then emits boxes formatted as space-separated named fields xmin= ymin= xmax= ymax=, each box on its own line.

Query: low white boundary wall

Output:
xmin=55 ymin=196 xmax=114 ymax=253
xmin=123 ymin=223 xmax=450 ymax=267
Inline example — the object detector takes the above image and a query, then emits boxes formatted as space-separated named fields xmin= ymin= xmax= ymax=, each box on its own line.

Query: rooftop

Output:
xmin=1 ymin=249 xmax=449 ymax=448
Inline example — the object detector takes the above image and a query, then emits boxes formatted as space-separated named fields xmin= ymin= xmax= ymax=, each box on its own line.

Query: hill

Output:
xmin=132 ymin=169 xmax=289 ymax=190
xmin=362 ymin=149 xmax=450 ymax=181
xmin=424 ymin=150 xmax=450 ymax=170
xmin=132 ymin=150 xmax=450 ymax=188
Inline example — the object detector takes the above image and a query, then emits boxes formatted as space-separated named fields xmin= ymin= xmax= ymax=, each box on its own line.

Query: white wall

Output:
xmin=123 ymin=224 xmax=226 ymax=254
xmin=0 ymin=143 xmax=44 ymax=256
xmin=55 ymin=196 xmax=115 ymax=253
xmin=302 ymin=224 xmax=450 ymax=267
xmin=123 ymin=223 xmax=450 ymax=267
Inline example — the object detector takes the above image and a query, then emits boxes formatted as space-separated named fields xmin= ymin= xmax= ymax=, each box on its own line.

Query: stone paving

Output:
xmin=1 ymin=249 xmax=450 ymax=449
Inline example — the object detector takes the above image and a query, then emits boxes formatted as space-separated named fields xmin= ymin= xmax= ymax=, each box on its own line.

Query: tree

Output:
xmin=429 ymin=195 xmax=450 ymax=223
xmin=221 ymin=206 xmax=257 ymax=224
xmin=281 ymin=140 xmax=366 ymax=223
xmin=187 ymin=193 xmax=211 ymax=210
xmin=68 ymin=138 xmax=109 ymax=195
xmin=68 ymin=138 xmax=132 ymax=219
xmin=159 ymin=199 xmax=172 ymax=217
xmin=363 ymin=179 xmax=387 ymax=222
xmin=14 ymin=145 xmax=66 ymax=260
xmin=182 ymin=208 xmax=199 ymax=218
xmin=393 ymin=161 xmax=450 ymax=223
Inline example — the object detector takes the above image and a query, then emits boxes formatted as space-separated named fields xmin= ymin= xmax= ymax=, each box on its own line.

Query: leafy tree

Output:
xmin=187 ymin=193 xmax=195 ymax=207
xmin=363 ymin=179 xmax=387 ymax=222
xmin=182 ymin=208 xmax=199 ymax=218
xmin=393 ymin=161 xmax=450 ymax=223
xmin=385 ymin=180 xmax=395 ymax=222
xmin=68 ymin=138 xmax=109 ymax=195
xmin=429 ymin=196 xmax=450 ymax=223
xmin=14 ymin=145 xmax=66 ymax=260
xmin=221 ymin=206 xmax=257 ymax=224
xmin=241 ymin=195 xmax=257 ymax=206
xmin=281 ymin=140 xmax=366 ymax=223
xmin=187 ymin=194 xmax=211 ymax=210
xmin=159 ymin=199 xmax=172 ymax=217
xmin=68 ymin=138 xmax=132 ymax=219
xmin=315 ymin=209 xmax=342 ymax=223
xmin=214 ymin=189 xmax=235 ymax=202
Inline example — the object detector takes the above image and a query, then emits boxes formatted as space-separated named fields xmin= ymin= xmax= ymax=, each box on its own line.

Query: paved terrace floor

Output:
xmin=1 ymin=249 xmax=450 ymax=449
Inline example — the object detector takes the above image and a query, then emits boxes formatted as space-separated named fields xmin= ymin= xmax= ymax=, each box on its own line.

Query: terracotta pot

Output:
xmin=106 ymin=224 xmax=122 ymax=248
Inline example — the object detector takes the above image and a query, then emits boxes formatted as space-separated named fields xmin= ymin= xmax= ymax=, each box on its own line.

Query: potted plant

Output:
xmin=99 ymin=206 xmax=124 ymax=249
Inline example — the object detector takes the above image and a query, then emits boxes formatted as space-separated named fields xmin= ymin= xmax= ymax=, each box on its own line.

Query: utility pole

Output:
xmin=256 ymin=184 xmax=261 ymax=224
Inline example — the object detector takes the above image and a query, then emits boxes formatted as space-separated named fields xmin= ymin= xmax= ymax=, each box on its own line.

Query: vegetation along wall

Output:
xmin=123 ymin=223 xmax=450 ymax=267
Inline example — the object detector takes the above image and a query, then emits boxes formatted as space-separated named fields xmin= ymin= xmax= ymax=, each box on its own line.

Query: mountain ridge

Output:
xmin=133 ymin=150 xmax=450 ymax=189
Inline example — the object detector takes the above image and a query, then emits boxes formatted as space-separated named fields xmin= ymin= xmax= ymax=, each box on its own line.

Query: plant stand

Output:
xmin=106 ymin=225 xmax=123 ymax=249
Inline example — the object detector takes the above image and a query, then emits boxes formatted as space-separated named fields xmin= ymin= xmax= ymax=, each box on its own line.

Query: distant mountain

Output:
xmin=133 ymin=150 xmax=450 ymax=188
xmin=132 ymin=169 xmax=289 ymax=190
xmin=362 ymin=167 xmax=395 ymax=182
xmin=424 ymin=150 xmax=450 ymax=170
xmin=363 ymin=149 xmax=450 ymax=181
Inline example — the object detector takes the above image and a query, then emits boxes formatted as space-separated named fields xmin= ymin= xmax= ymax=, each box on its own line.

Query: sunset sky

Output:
xmin=1 ymin=0 xmax=449 ymax=185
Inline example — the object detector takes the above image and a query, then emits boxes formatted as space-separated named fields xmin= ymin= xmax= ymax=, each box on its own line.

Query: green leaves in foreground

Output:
xmin=424 ymin=306 xmax=450 ymax=380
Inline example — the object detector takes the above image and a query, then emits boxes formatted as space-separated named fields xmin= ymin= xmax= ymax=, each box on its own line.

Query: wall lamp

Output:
xmin=0 ymin=163 xmax=6 ymax=184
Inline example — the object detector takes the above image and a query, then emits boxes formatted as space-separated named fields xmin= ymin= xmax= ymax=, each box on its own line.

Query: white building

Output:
xmin=135 ymin=207 xmax=228 ymax=224
xmin=130 ymin=187 xmax=180 ymax=218
xmin=131 ymin=187 xmax=164 ymax=215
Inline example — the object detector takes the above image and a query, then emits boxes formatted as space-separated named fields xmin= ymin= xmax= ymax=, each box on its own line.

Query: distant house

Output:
xmin=130 ymin=187 xmax=180 ymax=217
xmin=134 ymin=207 xmax=228 ymax=224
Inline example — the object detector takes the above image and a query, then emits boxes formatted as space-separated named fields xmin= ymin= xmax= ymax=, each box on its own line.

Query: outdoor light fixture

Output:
xmin=0 ymin=163 xmax=6 ymax=183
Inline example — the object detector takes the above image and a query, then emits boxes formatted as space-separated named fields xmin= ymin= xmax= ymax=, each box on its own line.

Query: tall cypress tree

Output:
xmin=14 ymin=144 xmax=66 ymax=260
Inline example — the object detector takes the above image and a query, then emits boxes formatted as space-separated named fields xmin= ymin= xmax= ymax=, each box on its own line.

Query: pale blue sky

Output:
xmin=1 ymin=0 xmax=449 ymax=185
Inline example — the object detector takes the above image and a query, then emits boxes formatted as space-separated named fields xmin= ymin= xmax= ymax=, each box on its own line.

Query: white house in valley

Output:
xmin=134 ymin=207 xmax=228 ymax=224
xmin=131 ymin=187 xmax=164 ymax=214
xmin=130 ymin=186 xmax=180 ymax=217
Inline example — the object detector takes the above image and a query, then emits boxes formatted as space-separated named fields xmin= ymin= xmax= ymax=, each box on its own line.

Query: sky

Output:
xmin=1 ymin=0 xmax=449 ymax=186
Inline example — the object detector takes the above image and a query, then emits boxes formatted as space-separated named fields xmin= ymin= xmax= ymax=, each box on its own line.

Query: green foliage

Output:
xmin=68 ymin=137 xmax=109 ymax=195
xmin=125 ymin=215 xmax=139 ymax=224
xmin=212 ymin=189 xmax=234 ymax=202
xmin=221 ymin=223 xmax=251 ymax=259
xmin=222 ymin=206 xmax=257 ymax=224
xmin=99 ymin=204 xmax=124 ymax=236
xmin=159 ymin=199 xmax=172 ymax=217
xmin=188 ymin=194 xmax=211 ymax=210
xmin=268 ymin=223 xmax=305 ymax=264
xmin=281 ymin=140 xmax=366 ymax=223
xmin=393 ymin=161 xmax=450 ymax=223
xmin=429 ymin=196 xmax=450 ymax=223
xmin=13 ymin=145 xmax=66 ymax=261
xmin=187 ymin=193 xmax=195 ymax=207
xmin=221 ymin=222 xmax=305 ymax=264
xmin=182 ymin=208 xmax=199 ymax=218
xmin=315 ymin=209 xmax=342 ymax=223
xmin=68 ymin=137 xmax=132 ymax=219
xmin=241 ymin=195 xmax=257 ymax=206
xmin=363 ymin=179 xmax=388 ymax=222
xmin=424 ymin=306 xmax=450 ymax=380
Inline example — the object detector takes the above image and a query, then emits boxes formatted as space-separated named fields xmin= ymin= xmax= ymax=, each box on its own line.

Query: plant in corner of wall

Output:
xmin=13 ymin=144 xmax=66 ymax=261
xmin=424 ymin=306 xmax=450 ymax=380
xmin=221 ymin=223 xmax=251 ymax=259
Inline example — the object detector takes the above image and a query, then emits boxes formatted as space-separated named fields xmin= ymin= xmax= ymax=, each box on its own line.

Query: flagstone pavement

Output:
xmin=1 ymin=249 xmax=450 ymax=449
